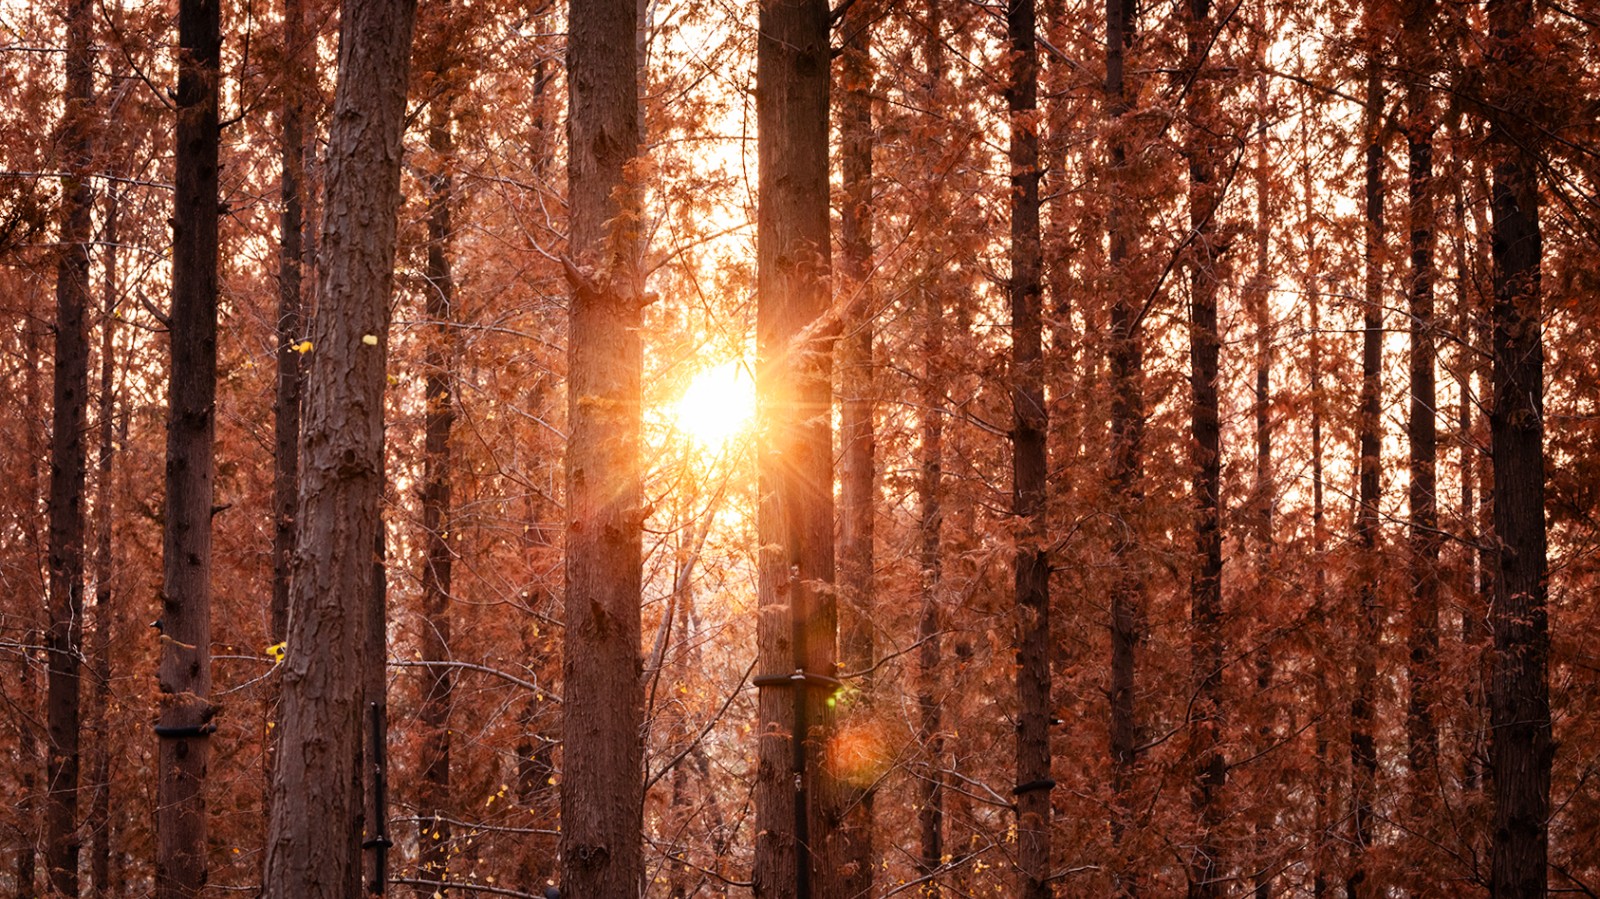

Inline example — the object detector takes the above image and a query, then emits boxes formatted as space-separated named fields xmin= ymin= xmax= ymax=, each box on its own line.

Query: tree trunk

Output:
xmin=1402 ymin=0 xmax=1441 ymax=858
xmin=415 ymin=30 xmax=458 ymax=893
xmin=156 ymin=0 xmax=223 ymax=894
xmin=1485 ymin=1 xmax=1549 ymax=895
xmin=1183 ymin=1 xmax=1226 ymax=894
xmin=1349 ymin=45 xmax=1385 ymax=899
xmin=1104 ymin=0 xmax=1143 ymax=887
xmin=1007 ymin=0 xmax=1051 ymax=895
xmin=261 ymin=0 xmax=416 ymax=892
xmin=914 ymin=276 xmax=944 ymax=892
xmin=752 ymin=0 xmax=836 ymax=895
xmin=835 ymin=2 xmax=876 ymax=893
xmin=45 ymin=0 xmax=94 ymax=892
xmin=88 ymin=188 xmax=119 ymax=899
xmin=561 ymin=0 xmax=646 ymax=894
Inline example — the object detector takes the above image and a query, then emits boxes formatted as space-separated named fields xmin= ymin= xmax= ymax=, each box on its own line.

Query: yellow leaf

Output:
xmin=293 ymin=340 xmax=313 ymax=354
xmin=362 ymin=334 xmax=379 ymax=346
xmin=266 ymin=642 xmax=287 ymax=663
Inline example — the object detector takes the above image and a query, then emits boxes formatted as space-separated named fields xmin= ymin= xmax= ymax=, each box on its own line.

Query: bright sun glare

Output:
xmin=674 ymin=361 xmax=756 ymax=450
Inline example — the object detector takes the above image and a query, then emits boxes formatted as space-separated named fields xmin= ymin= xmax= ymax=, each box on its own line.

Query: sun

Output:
xmin=674 ymin=360 xmax=756 ymax=450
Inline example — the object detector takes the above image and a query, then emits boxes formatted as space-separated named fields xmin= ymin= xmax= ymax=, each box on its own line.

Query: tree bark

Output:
xmin=156 ymin=0 xmax=223 ymax=894
xmin=561 ymin=0 xmax=646 ymax=894
xmin=261 ymin=0 xmax=416 ymax=893
xmin=752 ymin=0 xmax=836 ymax=895
xmin=1402 ymin=0 xmax=1441 ymax=853
xmin=1485 ymin=1 xmax=1549 ymax=895
xmin=416 ymin=23 xmax=458 ymax=893
xmin=1182 ymin=1 xmax=1226 ymax=894
xmin=1104 ymin=0 xmax=1143 ymax=887
xmin=1007 ymin=0 xmax=1051 ymax=895
xmin=46 ymin=0 xmax=94 ymax=891
xmin=88 ymin=187 xmax=119 ymax=899
xmin=1349 ymin=45 xmax=1385 ymax=899
xmin=835 ymin=2 xmax=876 ymax=893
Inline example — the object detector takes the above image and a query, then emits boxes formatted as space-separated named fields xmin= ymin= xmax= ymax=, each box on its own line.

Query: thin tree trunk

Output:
xmin=1104 ymin=0 xmax=1143 ymax=888
xmin=1485 ymin=1 xmax=1549 ymax=895
xmin=415 ymin=33 xmax=458 ymax=893
xmin=1183 ymin=1 xmax=1226 ymax=894
xmin=1349 ymin=45 xmax=1385 ymax=899
xmin=562 ymin=0 xmax=646 ymax=894
xmin=156 ymin=0 xmax=223 ymax=894
xmin=363 ymin=530 xmax=389 ymax=895
xmin=1249 ymin=9 xmax=1276 ymax=891
xmin=262 ymin=0 xmax=416 ymax=892
xmin=45 ymin=0 xmax=94 ymax=891
xmin=1402 ymin=0 xmax=1441 ymax=860
xmin=1007 ymin=0 xmax=1050 ymax=895
xmin=753 ymin=0 xmax=836 ymax=895
xmin=914 ymin=276 xmax=944 ymax=891
xmin=835 ymin=2 xmax=876 ymax=893
xmin=88 ymin=188 xmax=119 ymax=899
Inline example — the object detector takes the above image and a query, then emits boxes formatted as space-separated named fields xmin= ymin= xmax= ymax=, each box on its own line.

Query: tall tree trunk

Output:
xmin=265 ymin=0 xmax=309 ymax=850
xmin=752 ymin=0 xmax=836 ymax=894
xmin=415 ymin=30 xmax=458 ymax=894
xmin=262 ymin=0 xmax=416 ymax=892
xmin=1183 ymin=1 xmax=1226 ymax=894
xmin=914 ymin=277 xmax=944 ymax=891
xmin=1308 ymin=210 xmax=1331 ymax=899
xmin=1349 ymin=46 xmax=1385 ymax=899
xmin=1007 ymin=0 xmax=1051 ymax=895
xmin=45 ymin=0 xmax=94 ymax=891
xmin=1249 ymin=7 xmax=1276 ymax=891
xmin=272 ymin=0 xmax=307 ymax=671
xmin=835 ymin=2 xmax=876 ymax=893
xmin=1104 ymin=0 xmax=1143 ymax=888
xmin=156 ymin=0 xmax=223 ymax=895
xmin=1402 ymin=0 xmax=1441 ymax=860
xmin=1485 ymin=1 xmax=1549 ymax=895
xmin=561 ymin=0 xmax=645 ymax=894
xmin=88 ymin=188 xmax=119 ymax=899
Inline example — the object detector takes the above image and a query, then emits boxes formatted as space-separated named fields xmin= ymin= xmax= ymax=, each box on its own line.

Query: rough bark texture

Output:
xmin=415 ymin=33 xmax=458 ymax=898
xmin=1104 ymin=0 xmax=1143 ymax=884
xmin=1349 ymin=48 xmax=1385 ymax=899
xmin=156 ymin=0 xmax=223 ymax=895
xmin=261 ymin=0 xmax=416 ymax=893
xmin=562 ymin=0 xmax=645 ymax=894
xmin=1007 ymin=0 xmax=1051 ymax=895
xmin=1183 ymin=1 xmax=1226 ymax=894
xmin=45 ymin=0 xmax=94 ymax=891
xmin=835 ymin=4 xmax=876 ymax=894
xmin=753 ymin=0 xmax=836 ymax=895
xmin=1485 ymin=1 xmax=1549 ymax=895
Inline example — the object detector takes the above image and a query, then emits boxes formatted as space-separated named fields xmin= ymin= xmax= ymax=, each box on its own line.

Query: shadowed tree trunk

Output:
xmin=1349 ymin=43 xmax=1385 ymax=899
xmin=156 ymin=0 xmax=223 ymax=894
xmin=261 ymin=0 xmax=416 ymax=893
xmin=835 ymin=0 xmax=876 ymax=892
xmin=1485 ymin=1 xmax=1549 ymax=895
xmin=1007 ymin=0 xmax=1051 ymax=895
xmin=415 ymin=14 xmax=458 ymax=891
xmin=1104 ymin=0 xmax=1144 ymax=888
xmin=45 ymin=0 xmax=94 ymax=891
xmin=1402 ymin=0 xmax=1441 ymax=862
xmin=752 ymin=0 xmax=836 ymax=895
xmin=88 ymin=187 xmax=119 ymax=899
xmin=1182 ymin=0 xmax=1226 ymax=894
xmin=561 ymin=0 xmax=645 ymax=893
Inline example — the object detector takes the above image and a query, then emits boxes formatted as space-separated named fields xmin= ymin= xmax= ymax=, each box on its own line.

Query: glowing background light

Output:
xmin=673 ymin=360 xmax=756 ymax=450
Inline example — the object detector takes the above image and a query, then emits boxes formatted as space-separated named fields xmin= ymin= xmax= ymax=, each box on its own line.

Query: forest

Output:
xmin=0 ymin=0 xmax=1596 ymax=895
